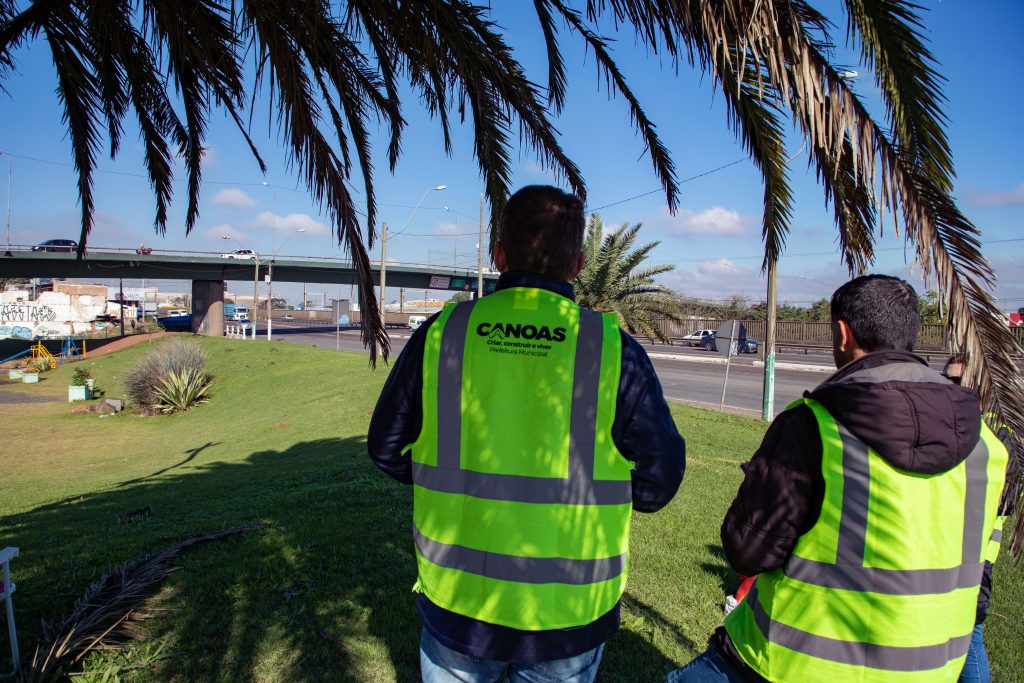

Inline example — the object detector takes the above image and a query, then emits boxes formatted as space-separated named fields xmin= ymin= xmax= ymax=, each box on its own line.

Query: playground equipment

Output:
xmin=0 ymin=337 xmax=87 ymax=368
xmin=29 ymin=342 xmax=56 ymax=371
xmin=60 ymin=337 xmax=85 ymax=363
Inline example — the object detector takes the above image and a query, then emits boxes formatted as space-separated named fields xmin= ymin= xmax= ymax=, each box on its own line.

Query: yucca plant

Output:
xmin=152 ymin=368 xmax=211 ymax=414
xmin=574 ymin=215 xmax=683 ymax=343
xmin=123 ymin=341 xmax=210 ymax=413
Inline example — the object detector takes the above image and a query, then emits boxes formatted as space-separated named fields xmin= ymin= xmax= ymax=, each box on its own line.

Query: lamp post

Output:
xmin=266 ymin=227 xmax=306 ymax=341
xmin=380 ymin=184 xmax=446 ymax=319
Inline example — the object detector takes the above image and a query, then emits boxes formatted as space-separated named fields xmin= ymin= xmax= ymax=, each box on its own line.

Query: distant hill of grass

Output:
xmin=1 ymin=336 xmax=1020 ymax=681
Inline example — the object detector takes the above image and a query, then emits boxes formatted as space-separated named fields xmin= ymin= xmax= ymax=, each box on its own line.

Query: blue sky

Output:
xmin=1 ymin=1 xmax=1022 ymax=309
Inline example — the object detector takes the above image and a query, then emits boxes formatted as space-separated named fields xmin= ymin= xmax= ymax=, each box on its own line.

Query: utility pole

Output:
xmin=302 ymin=281 xmax=307 ymax=310
xmin=119 ymin=278 xmax=125 ymax=337
xmin=477 ymin=193 xmax=484 ymax=298
xmin=3 ymin=151 xmax=11 ymax=254
xmin=379 ymin=221 xmax=388 ymax=323
xmin=400 ymin=288 xmax=405 ymax=313
xmin=762 ymin=257 xmax=778 ymax=421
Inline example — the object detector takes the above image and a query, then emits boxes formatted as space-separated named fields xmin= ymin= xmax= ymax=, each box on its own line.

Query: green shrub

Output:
xmin=152 ymin=368 xmax=211 ymax=413
xmin=123 ymin=341 xmax=210 ymax=414
xmin=71 ymin=366 xmax=92 ymax=386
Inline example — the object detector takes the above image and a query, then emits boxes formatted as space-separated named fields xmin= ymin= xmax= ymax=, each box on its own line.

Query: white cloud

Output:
xmin=201 ymin=147 xmax=218 ymax=168
xmin=672 ymin=206 xmax=748 ymax=235
xmin=253 ymin=211 xmax=328 ymax=235
xmin=203 ymin=224 xmax=248 ymax=242
xmin=657 ymin=258 xmax=765 ymax=300
xmin=212 ymin=188 xmax=256 ymax=209
xmin=524 ymin=161 xmax=547 ymax=176
xmin=435 ymin=221 xmax=460 ymax=236
xmin=967 ymin=182 xmax=1024 ymax=208
xmin=697 ymin=257 xmax=744 ymax=277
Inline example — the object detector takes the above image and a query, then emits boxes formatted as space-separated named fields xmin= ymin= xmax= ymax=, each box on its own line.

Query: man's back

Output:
xmin=367 ymin=185 xmax=685 ymax=681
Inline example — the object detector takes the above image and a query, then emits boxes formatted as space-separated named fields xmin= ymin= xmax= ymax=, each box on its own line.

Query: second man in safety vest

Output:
xmin=668 ymin=274 xmax=1007 ymax=683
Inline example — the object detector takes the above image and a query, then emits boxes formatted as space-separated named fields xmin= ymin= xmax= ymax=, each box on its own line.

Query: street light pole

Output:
xmin=380 ymin=184 xmax=446 ymax=318
xmin=267 ymin=227 xmax=306 ymax=341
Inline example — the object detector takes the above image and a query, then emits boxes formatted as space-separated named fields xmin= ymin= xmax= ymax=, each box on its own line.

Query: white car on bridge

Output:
xmin=220 ymin=249 xmax=256 ymax=260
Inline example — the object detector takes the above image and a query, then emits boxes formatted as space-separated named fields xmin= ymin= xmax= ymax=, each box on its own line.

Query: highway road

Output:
xmin=257 ymin=321 xmax=840 ymax=417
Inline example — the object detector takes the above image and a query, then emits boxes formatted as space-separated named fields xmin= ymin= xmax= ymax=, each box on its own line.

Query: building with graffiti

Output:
xmin=0 ymin=282 xmax=137 ymax=339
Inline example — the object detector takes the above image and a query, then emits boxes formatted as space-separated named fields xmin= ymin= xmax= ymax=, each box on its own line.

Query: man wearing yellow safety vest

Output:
xmin=368 ymin=185 xmax=686 ymax=682
xmin=668 ymin=274 xmax=1008 ymax=683
xmin=941 ymin=354 xmax=1024 ymax=683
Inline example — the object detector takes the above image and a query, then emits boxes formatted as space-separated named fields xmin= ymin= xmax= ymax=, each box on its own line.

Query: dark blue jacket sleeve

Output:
xmin=614 ymin=332 xmax=686 ymax=512
xmin=366 ymin=317 xmax=435 ymax=484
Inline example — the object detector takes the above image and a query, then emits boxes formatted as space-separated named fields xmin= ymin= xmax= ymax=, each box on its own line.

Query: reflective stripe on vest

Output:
xmin=985 ymin=516 xmax=1006 ymax=564
xmin=724 ymin=397 xmax=1009 ymax=683
xmin=410 ymin=291 xmax=632 ymax=631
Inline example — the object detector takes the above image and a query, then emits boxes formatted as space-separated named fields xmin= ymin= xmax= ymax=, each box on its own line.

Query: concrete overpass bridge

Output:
xmin=2 ymin=247 xmax=497 ymax=335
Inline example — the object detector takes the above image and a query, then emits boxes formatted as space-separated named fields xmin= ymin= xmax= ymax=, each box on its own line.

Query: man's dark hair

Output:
xmin=497 ymin=185 xmax=585 ymax=279
xmin=830 ymin=274 xmax=919 ymax=352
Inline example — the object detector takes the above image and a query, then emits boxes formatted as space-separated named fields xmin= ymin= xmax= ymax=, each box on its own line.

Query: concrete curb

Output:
xmin=753 ymin=360 xmax=834 ymax=374
xmin=648 ymin=351 xmax=834 ymax=374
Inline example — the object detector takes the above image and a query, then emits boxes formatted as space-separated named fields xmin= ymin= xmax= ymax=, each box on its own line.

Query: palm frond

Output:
xmin=19 ymin=525 xmax=265 ymax=683
xmin=44 ymin=5 xmax=102 ymax=258
xmin=574 ymin=214 xmax=680 ymax=342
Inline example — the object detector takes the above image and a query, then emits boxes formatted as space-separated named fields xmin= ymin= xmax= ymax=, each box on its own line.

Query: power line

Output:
xmin=586 ymin=157 xmax=749 ymax=212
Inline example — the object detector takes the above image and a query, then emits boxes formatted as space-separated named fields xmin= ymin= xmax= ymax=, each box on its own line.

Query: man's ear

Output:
xmin=836 ymin=319 xmax=855 ymax=353
xmin=568 ymin=251 xmax=585 ymax=280
xmin=494 ymin=242 xmax=508 ymax=273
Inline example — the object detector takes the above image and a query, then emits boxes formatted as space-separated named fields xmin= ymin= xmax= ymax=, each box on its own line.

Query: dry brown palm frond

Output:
xmin=17 ymin=524 xmax=265 ymax=683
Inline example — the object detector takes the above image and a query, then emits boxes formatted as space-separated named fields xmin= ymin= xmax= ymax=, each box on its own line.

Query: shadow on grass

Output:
xmin=700 ymin=544 xmax=739 ymax=596
xmin=122 ymin=441 xmax=221 ymax=485
xmin=0 ymin=437 xmax=692 ymax=681
xmin=1 ymin=436 xmax=420 ymax=681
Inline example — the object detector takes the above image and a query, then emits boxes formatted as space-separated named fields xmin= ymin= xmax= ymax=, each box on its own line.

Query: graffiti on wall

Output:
xmin=0 ymin=303 xmax=57 ymax=323
xmin=0 ymin=326 xmax=33 ymax=339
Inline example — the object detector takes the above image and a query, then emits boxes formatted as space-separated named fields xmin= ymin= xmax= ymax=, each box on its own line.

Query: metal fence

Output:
xmin=659 ymin=318 xmax=953 ymax=350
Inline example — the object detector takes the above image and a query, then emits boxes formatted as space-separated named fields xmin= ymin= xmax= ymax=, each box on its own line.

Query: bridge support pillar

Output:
xmin=191 ymin=280 xmax=225 ymax=337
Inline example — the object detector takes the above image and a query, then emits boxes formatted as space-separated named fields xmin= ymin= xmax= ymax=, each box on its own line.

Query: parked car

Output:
xmin=408 ymin=315 xmax=427 ymax=330
xmin=167 ymin=309 xmax=189 ymax=317
xmin=682 ymin=329 xmax=716 ymax=346
xmin=702 ymin=333 xmax=758 ymax=354
xmin=282 ymin=314 xmax=294 ymax=320
xmin=219 ymin=249 xmax=256 ymax=260
xmin=32 ymin=239 xmax=78 ymax=252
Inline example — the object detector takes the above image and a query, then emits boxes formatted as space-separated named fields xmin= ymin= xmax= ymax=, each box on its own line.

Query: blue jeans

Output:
xmin=666 ymin=647 xmax=747 ymax=683
xmin=419 ymin=628 xmax=604 ymax=683
xmin=959 ymin=624 xmax=990 ymax=683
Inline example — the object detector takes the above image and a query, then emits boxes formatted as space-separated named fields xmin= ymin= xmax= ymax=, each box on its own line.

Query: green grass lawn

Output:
xmin=1 ymin=336 xmax=1022 ymax=681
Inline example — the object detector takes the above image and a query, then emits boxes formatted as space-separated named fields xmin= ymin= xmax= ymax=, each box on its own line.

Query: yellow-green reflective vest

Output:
xmin=409 ymin=288 xmax=633 ymax=631
xmin=725 ymin=397 xmax=1008 ymax=683
xmin=982 ymin=413 xmax=1012 ymax=564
